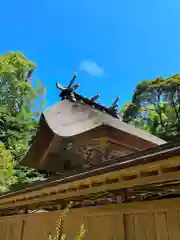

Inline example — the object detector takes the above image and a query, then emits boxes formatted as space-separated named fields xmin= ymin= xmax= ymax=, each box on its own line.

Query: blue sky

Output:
xmin=1 ymin=0 xmax=180 ymax=109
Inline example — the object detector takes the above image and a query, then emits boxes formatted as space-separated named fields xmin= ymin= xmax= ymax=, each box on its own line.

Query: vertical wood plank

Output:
xmin=124 ymin=214 xmax=135 ymax=240
xmin=177 ymin=211 xmax=180 ymax=229
xmin=166 ymin=211 xmax=180 ymax=240
xmin=154 ymin=212 xmax=168 ymax=240
xmin=143 ymin=213 xmax=156 ymax=240
xmin=63 ymin=213 xmax=86 ymax=239
xmin=86 ymin=214 xmax=124 ymax=240
xmin=22 ymin=214 xmax=58 ymax=240
xmin=0 ymin=223 xmax=6 ymax=240
xmin=117 ymin=213 xmax=125 ymax=240
xmin=3 ymin=222 xmax=10 ymax=240
xmin=134 ymin=214 xmax=146 ymax=240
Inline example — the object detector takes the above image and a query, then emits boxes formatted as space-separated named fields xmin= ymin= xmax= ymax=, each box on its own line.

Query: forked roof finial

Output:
xmin=91 ymin=94 xmax=100 ymax=101
xmin=56 ymin=73 xmax=80 ymax=101
xmin=107 ymin=96 xmax=120 ymax=117
xmin=56 ymin=73 xmax=120 ymax=119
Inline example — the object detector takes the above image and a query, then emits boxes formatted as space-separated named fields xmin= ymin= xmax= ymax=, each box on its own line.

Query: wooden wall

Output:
xmin=1 ymin=198 xmax=180 ymax=240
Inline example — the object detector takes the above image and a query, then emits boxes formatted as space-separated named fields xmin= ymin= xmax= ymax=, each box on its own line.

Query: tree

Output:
xmin=0 ymin=142 xmax=17 ymax=192
xmin=0 ymin=51 xmax=46 ymax=189
xmin=121 ymin=74 xmax=180 ymax=141
xmin=0 ymin=52 xmax=45 ymax=158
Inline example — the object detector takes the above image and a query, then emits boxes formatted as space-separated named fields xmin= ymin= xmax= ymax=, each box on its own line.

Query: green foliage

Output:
xmin=0 ymin=143 xmax=17 ymax=192
xmin=121 ymin=74 xmax=180 ymax=141
xmin=0 ymin=52 xmax=46 ymax=159
xmin=48 ymin=202 xmax=86 ymax=240
xmin=0 ymin=51 xmax=46 ymax=191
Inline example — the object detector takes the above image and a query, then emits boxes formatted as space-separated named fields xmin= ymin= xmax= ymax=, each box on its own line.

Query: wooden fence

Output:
xmin=1 ymin=197 xmax=180 ymax=240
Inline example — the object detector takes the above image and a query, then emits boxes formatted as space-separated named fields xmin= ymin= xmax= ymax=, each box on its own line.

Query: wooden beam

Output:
xmin=1 ymin=155 xmax=180 ymax=209
xmin=1 ymin=170 xmax=180 ymax=210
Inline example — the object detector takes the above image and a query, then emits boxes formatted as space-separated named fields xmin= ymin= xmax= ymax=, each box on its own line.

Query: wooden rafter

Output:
xmin=1 ymin=155 xmax=180 ymax=211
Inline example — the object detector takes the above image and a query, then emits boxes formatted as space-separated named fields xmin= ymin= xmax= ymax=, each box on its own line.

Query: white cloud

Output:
xmin=79 ymin=60 xmax=104 ymax=77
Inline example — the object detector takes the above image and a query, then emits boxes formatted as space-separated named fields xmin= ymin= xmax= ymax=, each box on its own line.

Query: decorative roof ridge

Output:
xmin=56 ymin=73 xmax=120 ymax=119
